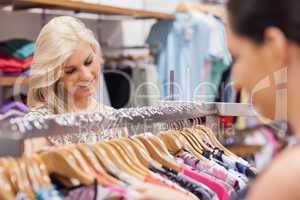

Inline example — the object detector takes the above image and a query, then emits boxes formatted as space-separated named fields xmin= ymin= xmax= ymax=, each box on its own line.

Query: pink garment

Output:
xmin=177 ymin=150 xmax=238 ymax=188
xmin=181 ymin=164 xmax=229 ymax=200
xmin=262 ymin=128 xmax=280 ymax=156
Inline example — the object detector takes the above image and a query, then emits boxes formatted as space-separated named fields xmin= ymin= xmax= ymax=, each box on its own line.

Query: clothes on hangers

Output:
xmin=176 ymin=149 xmax=240 ymax=190
xmin=223 ymin=121 xmax=291 ymax=172
xmin=147 ymin=11 xmax=231 ymax=101
xmin=0 ymin=103 xmax=257 ymax=200
xmin=0 ymin=128 xmax=255 ymax=200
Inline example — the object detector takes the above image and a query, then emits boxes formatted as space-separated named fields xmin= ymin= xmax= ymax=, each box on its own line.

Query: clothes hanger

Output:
xmin=40 ymin=147 xmax=94 ymax=185
xmin=92 ymin=143 xmax=127 ymax=177
xmin=159 ymin=132 xmax=184 ymax=155
xmin=92 ymin=143 xmax=138 ymax=185
xmin=179 ymin=128 xmax=203 ymax=154
xmin=31 ymin=155 xmax=52 ymax=188
xmin=23 ymin=156 xmax=42 ymax=191
xmin=128 ymin=137 xmax=176 ymax=170
xmin=16 ymin=158 xmax=35 ymax=200
xmin=196 ymin=125 xmax=237 ymax=156
xmin=194 ymin=125 xmax=216 ymax=148
xmin=8 ymin=158 xmax=28 ymax=197
xmin=160 ymin=131 xmax=209 ymax=162
xmin=119 ymin=137 xmax=151 ymax=167
xmin=134 ymin=135 xmax=181 ymax=172
xmin=6 ymin=157 xmax=34 ymax=200
xmin=0 ymin=158 xmax=18 ymax=194
xmin=20 ymin=158 xmax=39 ymax=194
xmin=23 ymin=156 xmax=51 ymax=189
xmin=185 ymin=127 xmax=213 ymax=152
xmin=147 ymin=135 xmax=176 ymax=160
xmin=109 ymin=139 xmax=149 ymax=175
xmin=0 ymin=165 xmax=15 ymax=200
xmin=107 ymin=140 xmax=148 ymax=177
xmin=63 ymin=146 xmax=98 ymax=178
xmin=182 ymin=127 xmax=205 ymax=152
xmin=95 ymin=142 xmax=144 ymax=180
xmin=76 ymin=144 xmax=121 ymax=186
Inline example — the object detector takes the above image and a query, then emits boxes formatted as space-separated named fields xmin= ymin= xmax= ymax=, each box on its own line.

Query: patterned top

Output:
xmin=176 ymin=149 xmax=239 ymax=190
xmin=24 ymin=100 xmax=127 ymax=145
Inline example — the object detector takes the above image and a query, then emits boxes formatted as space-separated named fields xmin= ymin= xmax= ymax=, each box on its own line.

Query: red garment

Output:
xmin=0 ymin=51 xmax=32 ymax=72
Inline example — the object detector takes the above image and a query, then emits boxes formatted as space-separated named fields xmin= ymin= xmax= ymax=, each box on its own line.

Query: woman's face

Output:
xmin=227 ymin=25 xmax=286 ymax=120
xmin=61 ymin=42 xmax=101 ymax=103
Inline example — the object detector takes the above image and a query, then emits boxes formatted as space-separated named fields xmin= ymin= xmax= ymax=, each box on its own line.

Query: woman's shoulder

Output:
xmin=247 ymin=146 xmax=300 ymax=200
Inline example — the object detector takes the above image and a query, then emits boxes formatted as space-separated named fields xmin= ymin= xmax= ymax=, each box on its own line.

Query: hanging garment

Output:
xmin=180 ymin=164 xmax=230 ymax=200
xmin=35 ymin=186 xmax=62 ymax=200
xmin=149 ymin=164 xmax=217 ymax=200
xmin=176 ymin=149 xmax=239 ymax=190
xmin=147 ymin=12 xmax=232 ymax=101
xmin=202 ymin=149 xmax=255 ymax=179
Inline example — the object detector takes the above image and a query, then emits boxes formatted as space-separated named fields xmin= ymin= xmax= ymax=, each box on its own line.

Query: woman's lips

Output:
xmin=75 ymin=79 xmax=96 ymax=94
xmin=77 ymin=79 xmax=95 ymax=88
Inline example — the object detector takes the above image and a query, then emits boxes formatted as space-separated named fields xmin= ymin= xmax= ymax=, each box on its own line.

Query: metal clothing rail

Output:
xmin=0 ymin=102 xmax=256 ymax=156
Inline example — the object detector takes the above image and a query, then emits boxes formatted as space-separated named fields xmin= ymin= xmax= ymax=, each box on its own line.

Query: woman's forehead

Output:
xmin=64 ymin=42 xmax=94 ymax=67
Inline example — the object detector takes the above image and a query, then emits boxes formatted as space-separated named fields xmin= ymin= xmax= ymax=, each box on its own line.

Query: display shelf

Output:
xmin=13 ymin=0 xmax=175 ymax=20
xmin=0 ymin=76 xmax=29 ymax=86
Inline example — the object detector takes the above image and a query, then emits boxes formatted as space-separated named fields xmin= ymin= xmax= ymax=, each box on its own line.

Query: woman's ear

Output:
xmin=263 ymin=27 xmax=289 ymax=69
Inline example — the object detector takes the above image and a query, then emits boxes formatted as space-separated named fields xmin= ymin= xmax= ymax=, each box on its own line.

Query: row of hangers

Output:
xmin=0 ymin=124 xmax=242 ymax=200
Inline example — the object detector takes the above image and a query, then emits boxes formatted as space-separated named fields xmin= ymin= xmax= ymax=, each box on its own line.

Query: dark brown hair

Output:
xmin=227 ymin=0 xmax=300 ymax=44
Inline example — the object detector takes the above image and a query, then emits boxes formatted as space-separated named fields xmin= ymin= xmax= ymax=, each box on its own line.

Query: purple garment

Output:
xmin=0 ymin=114 xmax=24 ymax=124
xmin=0 ymin=101 xmax=29 ymax=114
xmin=63 ymin=185 xmax=95 ymax=200
xmin=1 ymin=67 xmax=31 ymax=76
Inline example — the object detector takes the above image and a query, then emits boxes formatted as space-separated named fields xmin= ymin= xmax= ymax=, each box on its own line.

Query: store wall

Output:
xmin=0 ymin=0 xmax=197 ymax=45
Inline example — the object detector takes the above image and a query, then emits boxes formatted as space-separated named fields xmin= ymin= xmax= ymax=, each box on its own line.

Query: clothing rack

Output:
xmin=0 ymin=102 xmax=255 ymax=156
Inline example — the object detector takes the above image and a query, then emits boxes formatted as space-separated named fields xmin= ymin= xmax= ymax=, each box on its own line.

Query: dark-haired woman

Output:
xmin=228 ymin=0 xmax=300 ymax=199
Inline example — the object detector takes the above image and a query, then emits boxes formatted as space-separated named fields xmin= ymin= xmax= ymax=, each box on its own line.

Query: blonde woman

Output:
xmin=25 ymin=16 xmax=124 ymax=149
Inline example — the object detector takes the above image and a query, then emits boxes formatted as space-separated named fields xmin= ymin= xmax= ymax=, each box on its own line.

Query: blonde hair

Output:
xmin=28 ymin=16 xmax=101 ymax=114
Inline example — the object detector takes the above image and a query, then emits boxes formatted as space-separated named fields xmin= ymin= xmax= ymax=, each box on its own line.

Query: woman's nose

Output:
xmin=80 ymin=66 xmax=93 ymax=80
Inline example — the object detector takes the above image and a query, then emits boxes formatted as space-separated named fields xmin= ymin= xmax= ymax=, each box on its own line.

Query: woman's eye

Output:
xmin=84 ymin=59 xmax=93 ymax=66
xmin=65 ymin=68 xmax=76 ymax=74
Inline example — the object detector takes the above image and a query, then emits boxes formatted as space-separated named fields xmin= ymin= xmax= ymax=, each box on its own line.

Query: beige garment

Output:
xmin=24 ymin=99 xmax=127 ymax=145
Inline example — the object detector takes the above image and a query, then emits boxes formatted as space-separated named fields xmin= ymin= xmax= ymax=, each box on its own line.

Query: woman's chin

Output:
xmin=79 ymin=86 xmax=95 ymax=96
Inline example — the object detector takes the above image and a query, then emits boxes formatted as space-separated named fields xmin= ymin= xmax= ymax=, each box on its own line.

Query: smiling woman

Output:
xmin=24 ymin=16 xmax=126 ymax=147
xmin=27 ymin=16 xmax=105 ymax=114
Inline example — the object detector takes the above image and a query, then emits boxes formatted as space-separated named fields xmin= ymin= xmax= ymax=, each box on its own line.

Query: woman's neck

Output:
xmin=65 ymin=96 xmax=93 ymax=112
